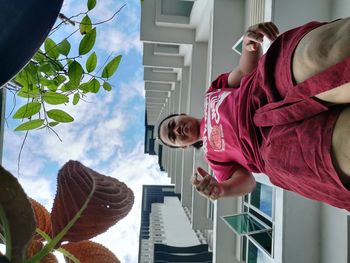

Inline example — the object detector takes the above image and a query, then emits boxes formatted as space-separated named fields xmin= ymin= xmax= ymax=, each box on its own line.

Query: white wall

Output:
xmin=282 ymin=191 xmax=321 ymax=263
xmin=159 ymin=196 xmax=200 ymax=246
xmin=320 ymin=204 xmax=348 ymax=263
xmin=273 ymin=0 xmax=332 ymax=32
xmin=331 ymin=0 xmax=350 ymax=19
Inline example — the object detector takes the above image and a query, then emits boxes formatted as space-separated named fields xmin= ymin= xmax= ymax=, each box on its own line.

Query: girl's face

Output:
xmin=159 ymin=114 xmax=200 ymax=148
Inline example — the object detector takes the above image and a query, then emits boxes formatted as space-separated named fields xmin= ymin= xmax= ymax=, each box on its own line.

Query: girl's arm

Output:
xmin=228 ymin=22 xmax=279 ymax=87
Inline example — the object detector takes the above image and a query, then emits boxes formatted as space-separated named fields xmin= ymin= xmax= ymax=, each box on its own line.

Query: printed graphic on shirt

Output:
xmin=203 ymin=89 xmax=230 ymax=153
xmin=209 ymin=124 xmax=225 ymax=150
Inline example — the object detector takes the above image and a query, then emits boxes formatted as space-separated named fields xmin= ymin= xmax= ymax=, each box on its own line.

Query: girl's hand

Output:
xmin=191 ymin=167 xmax=223 ymax=200
xmin=243 ymin=22 xmax=279 ymax=51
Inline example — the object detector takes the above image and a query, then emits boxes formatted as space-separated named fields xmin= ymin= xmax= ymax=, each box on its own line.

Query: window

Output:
xmin=221 ymin=213 xmax=271 ymax=236
xmin=243 ymin=182 xmax=274 ymax=259
xmin=232 ymin=36 xmax=244 ymax=55
xmin=242 ymin=237 xmax=273 ymax=263
xmin=228 ymin=182 xmax=275 ymax=261
xmin=250 ymin=183 xmax=273 ymax=217
xmin=161 ymin=0 xmax=193 ymax=17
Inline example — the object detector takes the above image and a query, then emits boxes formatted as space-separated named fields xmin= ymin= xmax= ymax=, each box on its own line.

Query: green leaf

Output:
xmin=85 ymin=52 xmax=97 ymax=73
xmin=101 ymin=55 xmax=122 ymax=78
xmin=103 ymin=82 xmax=112 ymax=91
xmin=79 ymin=15 xmax=92 ymax=35
xmin=57 ymin=39 xmax=71 ymax=56
xmin=73 ymin=93 xmax=80 ymax=105
xmin=13 ymin=102 xmax=41 ymax=119
xmin=18 ymin=62 xmax=38 ymax=85
xmin=16 ymin=85 xmax=40 ymax=98
xmin=54 ymin=75 xmax=67 ymax=85
xmin=87 ymin=0 xmax=96 ymax=10
xmin=49 ymin=122 xmax=59 ymax=127
xmin=47 ymin=109 xmax=74 ymax=123
xmin=15 ymin=70 xmax=29 ymax=87
xmin=88 ymin=79 xmax=100 ymax=93
xmin=62 ymin=81 xmax=77 ymax=92
xmin=14 ymin=119 xmax=45 ymax=131
xmin=38 ymin=63 xmax=53 ymax=74
xmin=79 ymin=28 xmax=96 ymax=55
xmin=33 ymin=50 xmax=45 ymax=63
xmin=48 ymin=60 xmax=64 ymax=72
xmin=68 ymin=61 xmax=84 ymax=85
xmin=43 ymin=92 xmax=69 ymax=105
xmin=78 ymin=82 xmax=90 ymax=93
xmin=44 ymin=38 xmax=59 ymax=59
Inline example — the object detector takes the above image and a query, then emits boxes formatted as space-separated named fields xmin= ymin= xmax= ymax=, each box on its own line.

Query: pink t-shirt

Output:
xmin=199 ymin=21 xmax=350 ymax=212
xmin=200 ymin=73 xmax=253 ymax=182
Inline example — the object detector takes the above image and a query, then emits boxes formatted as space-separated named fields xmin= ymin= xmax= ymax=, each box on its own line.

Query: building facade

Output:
xmin=142 ymin=0 xmax=350 ymax=262
xmin=138 ymin=185 xmax=212 ymax=263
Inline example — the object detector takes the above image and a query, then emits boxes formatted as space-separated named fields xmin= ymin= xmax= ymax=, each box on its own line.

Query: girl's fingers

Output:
xmin=196 ymin=174 xmax=211 ymax=192
xmin=245 ymin=31 xmax=263 ymax=43
xmin=247 ymin=22 xmax=279 ymax=42
xmin=197 ymin=167 xmax=208 ymax=177
xmin=268 ymin=22 xmax=279 ymax=35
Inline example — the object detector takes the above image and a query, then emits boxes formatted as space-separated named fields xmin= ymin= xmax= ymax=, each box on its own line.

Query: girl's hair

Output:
xmin=157 ymin=114 xmax=203 ymax=149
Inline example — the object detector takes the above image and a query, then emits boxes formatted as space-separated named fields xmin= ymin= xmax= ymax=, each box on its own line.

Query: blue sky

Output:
xmin=2 ymin=0 xmax=170 ymax=262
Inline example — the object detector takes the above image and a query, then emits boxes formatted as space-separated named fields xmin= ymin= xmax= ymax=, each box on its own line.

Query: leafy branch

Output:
xmin=9 ymin=0 xmax=124 ymax=133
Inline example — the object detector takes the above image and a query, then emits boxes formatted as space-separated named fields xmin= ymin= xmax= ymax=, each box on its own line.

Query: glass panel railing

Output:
xmin=221 ymin=213 xmax=272 ymax=236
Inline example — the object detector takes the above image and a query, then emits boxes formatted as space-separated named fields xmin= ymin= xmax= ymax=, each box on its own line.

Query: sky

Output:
xmin=2 ymin=0 xmax=170 ymax=262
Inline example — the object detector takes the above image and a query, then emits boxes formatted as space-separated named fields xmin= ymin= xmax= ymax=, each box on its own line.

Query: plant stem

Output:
xmin=57 ymin=247 xmax=81 ymax=263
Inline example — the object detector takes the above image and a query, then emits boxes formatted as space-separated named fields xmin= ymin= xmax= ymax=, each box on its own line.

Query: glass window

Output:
xmin=222 ymin=213 xmax=271 ymax=236
xmin=244 ymin=193 xmax=249 ymax=203
xmin=247 ymin=240 xmax=273 ymax=263
xmin=250 ymin=183 xmax=273 ymax=217
xmin=249 ymin=208 xmax=272 ymax=228
xmin=250 ymin=231 xmax=272 ymax=255
xmin=161 ymin=0 xmax=194 ymax=17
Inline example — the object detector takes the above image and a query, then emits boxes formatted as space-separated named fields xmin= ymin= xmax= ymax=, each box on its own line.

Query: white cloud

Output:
xmin=2 ymin=130 xmax=44 ymax=176
xmin=19 ymin=177 xmax=54 ymax=210
xmin=119 ymin=78 xmax=145 ymax=103
xmin=98 ymin=28 xmax=142 ymax=54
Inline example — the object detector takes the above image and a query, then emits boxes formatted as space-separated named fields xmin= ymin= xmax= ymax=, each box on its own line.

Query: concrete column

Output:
xmin=143 ymin=43 xmax=184 ymax=68
xmin=192 ymin=149 xmax=212 ymax=230
xmin=140 ymin=0 xmax=196 ymax=44
xmin=181 ymin=149 xmax=194 ymax=208
xmin=174 ymin=149 xmax=183 ymax=194
xmin=213 ymin=198 xmax=241 ymax=263
xmin=209 ymin=0 xmax=244 ymax=81
xmin=144 ymin=68 xmax=178 ymax=83
xmin=191 ymin=189 xmax=213 ymax=230
xmin=188 ymin=42 xmax=208 ymax=117
xmin=180 ymin=66 xmax=190 ymax=112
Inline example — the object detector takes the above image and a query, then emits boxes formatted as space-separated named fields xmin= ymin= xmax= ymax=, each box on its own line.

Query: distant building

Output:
xmin=141 ymin=0 xmax=350 ymax=262
xmin=138 ymin=185 xmax=212 ymax=263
